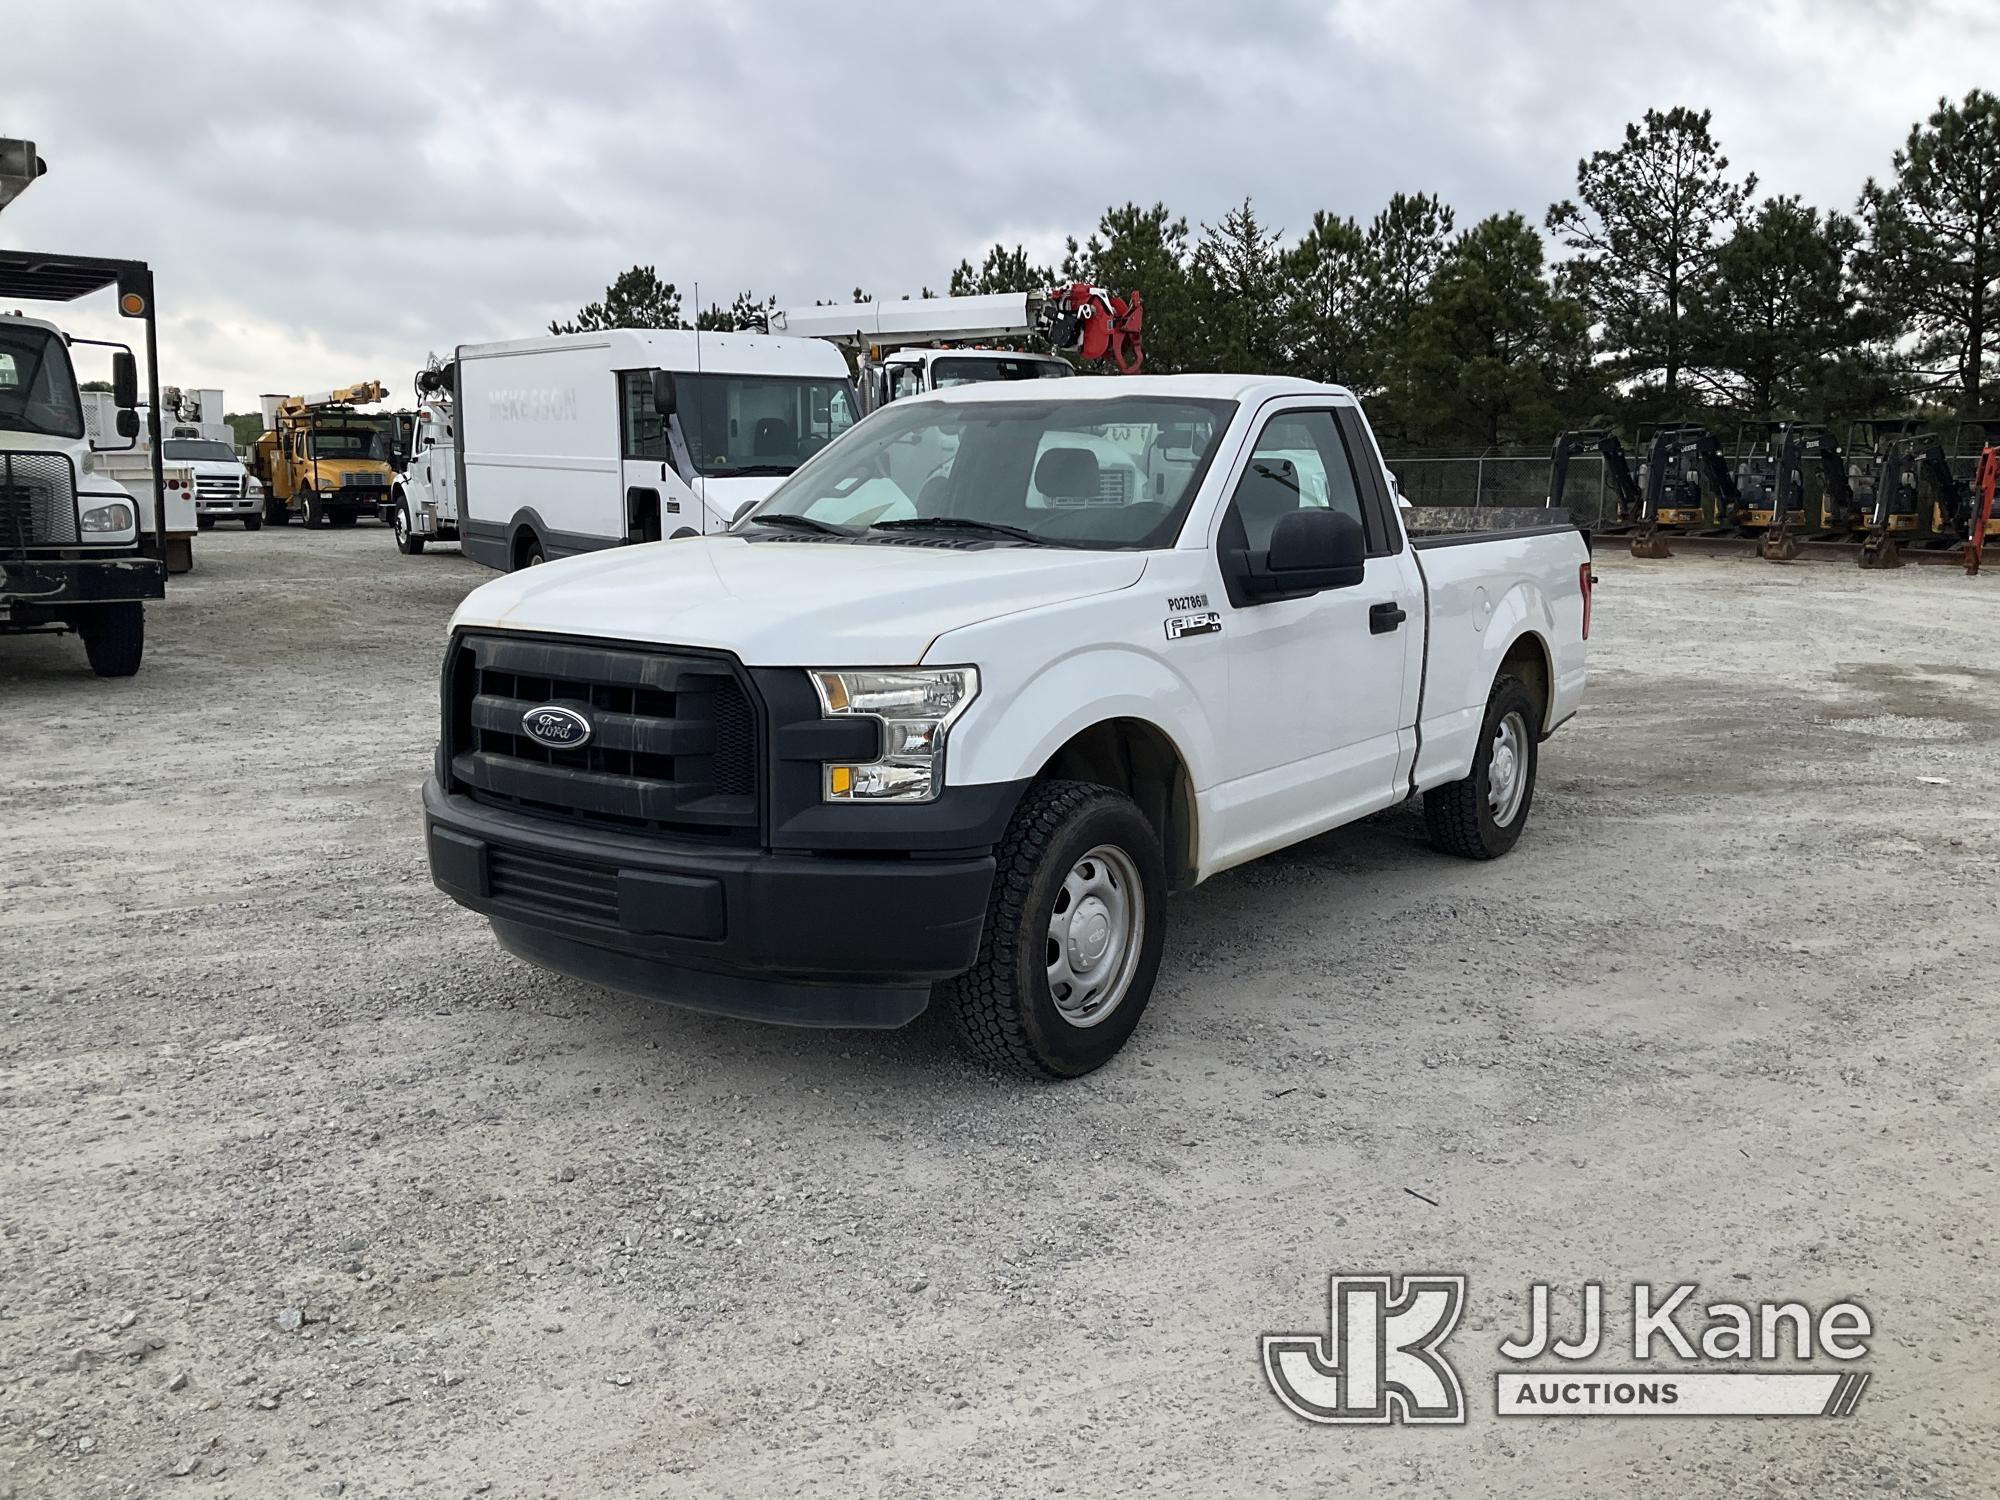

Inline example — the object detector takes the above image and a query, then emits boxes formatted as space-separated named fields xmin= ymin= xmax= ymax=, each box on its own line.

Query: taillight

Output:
xmin=165 ymin=478 xmax=179 ymax=490
xmin=1579 ymin=562 xmax=1595 ymax=639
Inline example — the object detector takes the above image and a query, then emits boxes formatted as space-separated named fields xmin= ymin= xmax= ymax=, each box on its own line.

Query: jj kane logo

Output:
xmin=1264 ymin=1276 xmax=1873 ymax=1425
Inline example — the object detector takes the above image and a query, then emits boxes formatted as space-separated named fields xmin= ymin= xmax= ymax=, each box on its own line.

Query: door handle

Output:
xmin=1369 ymin=602 xmax=1407 ymax=634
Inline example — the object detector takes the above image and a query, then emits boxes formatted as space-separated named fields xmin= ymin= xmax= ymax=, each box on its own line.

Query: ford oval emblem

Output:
xmin=522 ymin=704 xmax=592 ymax=750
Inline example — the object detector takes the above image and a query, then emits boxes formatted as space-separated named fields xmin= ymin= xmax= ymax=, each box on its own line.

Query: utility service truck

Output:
xmin=1 ymin=139 xmax=169 ymax=676
xmin=248 ymin=381 xmax=399 ymax=526
xmin=89 ymin=386 xmax=252 ymax=545
xmin=445 ymin=328 xmax=857 ymax=570
xmin=422 ymin=374 xmax=1591 ymax=1077
xmin=387 ymin=364 xmax=459 ymax=554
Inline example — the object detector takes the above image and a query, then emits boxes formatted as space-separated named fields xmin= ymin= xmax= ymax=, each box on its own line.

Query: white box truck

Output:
xmin=450 ymin=328 xmax=858 ymax=571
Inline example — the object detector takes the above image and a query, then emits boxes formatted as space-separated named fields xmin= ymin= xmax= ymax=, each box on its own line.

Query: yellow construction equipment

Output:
xmin=249 ymin=381 xmax=396 ymax=528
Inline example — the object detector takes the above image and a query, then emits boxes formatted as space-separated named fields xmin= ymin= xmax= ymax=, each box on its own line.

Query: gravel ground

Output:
xmin=3 ymin=526 xmax=1996 ymax=1499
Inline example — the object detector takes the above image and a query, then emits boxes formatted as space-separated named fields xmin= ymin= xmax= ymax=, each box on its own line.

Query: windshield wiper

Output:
xmin=871 ymin=516 xmax=1061 ymax=546
xmin=745 ymin=512 xmax=856 ymax=536
xmin=712 ymin=464 xmax=795 ymax=477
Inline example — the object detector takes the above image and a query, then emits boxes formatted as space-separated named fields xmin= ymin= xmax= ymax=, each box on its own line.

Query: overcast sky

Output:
xmin=5 ymin=0 xmax=1997 ymax=410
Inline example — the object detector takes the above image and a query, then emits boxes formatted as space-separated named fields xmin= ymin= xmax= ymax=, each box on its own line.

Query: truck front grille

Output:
xmin=446 ymin=632 xmax=760 ymax=842
xmin=342 ymin=473 xmax=386 ymax=491
xmin=195 ymin=473 xmax=245 ymax=502
xmin=0 ymin=450 xmax=79 ymax=552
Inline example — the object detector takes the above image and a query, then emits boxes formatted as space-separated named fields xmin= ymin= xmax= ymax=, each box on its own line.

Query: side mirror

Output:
xmin=115 ymin=408 xmax=141 ymax=439
xmin=112 ymin=350 xmax=139 ymax=410
xmin=650 ymin=369 xmax=676 ymax=416
xmin=1234 ymin=508 xmax=1367 ymax=601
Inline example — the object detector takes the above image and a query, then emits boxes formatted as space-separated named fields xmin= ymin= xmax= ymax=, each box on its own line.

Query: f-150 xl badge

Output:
xmin=1166 ymin=610 xmax=1222 ymax=640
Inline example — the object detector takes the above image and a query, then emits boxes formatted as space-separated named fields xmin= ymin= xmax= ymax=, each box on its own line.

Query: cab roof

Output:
xmin=914 ymin=372 xmax=1358 ymax=406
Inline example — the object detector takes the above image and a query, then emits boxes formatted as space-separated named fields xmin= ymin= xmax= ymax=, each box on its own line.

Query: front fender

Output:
xmin=937 ymin=641 xmax=1219 ymax=794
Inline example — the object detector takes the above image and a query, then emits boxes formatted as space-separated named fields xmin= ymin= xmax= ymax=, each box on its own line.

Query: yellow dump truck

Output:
xmin=248 ymin=381 xmax=397 ymax=527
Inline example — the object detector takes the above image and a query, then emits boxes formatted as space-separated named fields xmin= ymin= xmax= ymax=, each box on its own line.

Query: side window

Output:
xmin=1220 ymin=409 xmax=1374 ymax=556
xmin=620 ymin=370 xmax=671 ymax=460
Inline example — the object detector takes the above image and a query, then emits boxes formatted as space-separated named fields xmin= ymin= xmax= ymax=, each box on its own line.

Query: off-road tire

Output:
xmin=936 ymin=779 xmax=1167 ymax=1079
xmin=1424 ymin=673 xmax=1540 ymax=860
xmin=80 ymin=602 xmax=144 ymax=678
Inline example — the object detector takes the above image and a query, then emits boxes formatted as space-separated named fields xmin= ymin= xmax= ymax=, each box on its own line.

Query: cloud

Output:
xmin=5 ymin=0 xmax=1997 ymax=408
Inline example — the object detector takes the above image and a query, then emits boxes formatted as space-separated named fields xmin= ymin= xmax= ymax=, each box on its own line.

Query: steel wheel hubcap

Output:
xmin=1487 ymin=710 xmax=1528 ymax=826
xmin=1046 ymin=844 xmax=1144 ymax=1028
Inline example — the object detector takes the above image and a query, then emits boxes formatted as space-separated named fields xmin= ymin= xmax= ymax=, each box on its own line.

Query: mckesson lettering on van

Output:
xmin=487 ymin=387 xmax=579 ymax=422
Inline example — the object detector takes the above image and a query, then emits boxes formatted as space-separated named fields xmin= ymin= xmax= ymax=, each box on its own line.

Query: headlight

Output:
xmin=808 ymin=667 xmax=979 ymax=803
xmin=80 ymin=502 xmax=134 ymax=533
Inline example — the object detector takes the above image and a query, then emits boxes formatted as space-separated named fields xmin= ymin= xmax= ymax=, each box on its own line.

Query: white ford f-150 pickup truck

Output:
xmin=424 ymin=375 xmax=1590 ymax=1076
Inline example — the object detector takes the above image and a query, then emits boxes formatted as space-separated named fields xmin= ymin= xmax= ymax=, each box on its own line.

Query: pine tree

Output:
xmin=1547 ymin=107 xmax=1754 ymax=410
xmin=1855 ymin=89 xmax=2000 ymax=413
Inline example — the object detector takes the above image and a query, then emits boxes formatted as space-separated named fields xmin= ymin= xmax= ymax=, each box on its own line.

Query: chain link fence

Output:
xmin=1384 ymin=454 xmax=1615 ymax=531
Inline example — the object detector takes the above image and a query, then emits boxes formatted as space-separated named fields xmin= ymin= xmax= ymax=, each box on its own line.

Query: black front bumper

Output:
xmin=424 ymin=778 xmax=999 ymax=1028
xmin=1 ymin=555 xmax=167 ymax=608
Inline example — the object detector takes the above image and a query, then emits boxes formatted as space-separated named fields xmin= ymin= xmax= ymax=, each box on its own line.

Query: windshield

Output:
xmin=740 ymin=393 xmax=1236 ymax=550
xmin=163 ymin=439 xmax=237 ymax=462
xmin=308 ymin=423 xmax=394 ymax=461
xmin=677 ymin=374 xmax=858 ymax=477
xmin=929 ymin=355 xmax=1071 ymax=389
xmin=0 ymin=323 xmax=84 ymax=440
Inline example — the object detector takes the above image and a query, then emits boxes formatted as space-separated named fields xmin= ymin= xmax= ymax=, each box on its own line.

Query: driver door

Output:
xmin=617 ymin=370 xmax=701 ymax=538
xmin=1210 ymin=404 xmax=1421 ymax=863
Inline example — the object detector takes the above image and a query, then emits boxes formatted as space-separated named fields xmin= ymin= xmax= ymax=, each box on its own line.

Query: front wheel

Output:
xmin=1424 ymin=673 xmax=1541 ymax=859
xmin=242 ymin=514 xmax=263 ymax=532
xmin=936 ymin=780 xmax=1167 ymax=1078
xmin=393 ymin=503 xmax=426 ymax=554
xmin=79 ymin=602 xmax=145 ymax=678
xmin=302 ymin=492 xmax=329 ymax=528
xmin=196 ymin=514 xmax=215 ymax=532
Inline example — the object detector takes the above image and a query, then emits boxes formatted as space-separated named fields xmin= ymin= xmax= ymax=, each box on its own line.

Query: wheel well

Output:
xmin=1038 ymin=718 xmax=1197 ymax=891
xmin=1500 ymin=632 xmax=1553 ymax=726
xmin=511 ymin=526 xmax=541 ymax=567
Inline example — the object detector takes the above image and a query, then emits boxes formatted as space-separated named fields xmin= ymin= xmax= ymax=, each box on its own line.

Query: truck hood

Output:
xmin=453 ymin=536 xmax=1149 ymax=665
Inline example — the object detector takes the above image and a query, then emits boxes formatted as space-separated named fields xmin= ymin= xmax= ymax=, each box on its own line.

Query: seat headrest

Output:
xmin=1035 ymin=445 xmax=1100 ymax=502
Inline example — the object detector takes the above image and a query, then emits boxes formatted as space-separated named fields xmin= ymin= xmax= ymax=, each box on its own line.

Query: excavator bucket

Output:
xmin=1758 ymin=531 xmax=1800 ymax=562
xmin=1629 ymin=528 xmax=1673 ymax=559
xmin=1857 ymin=534 xmax=1903 ymax=569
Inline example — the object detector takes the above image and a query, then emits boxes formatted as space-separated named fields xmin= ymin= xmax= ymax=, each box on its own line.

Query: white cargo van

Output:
xmin=452 ymin=329 xmax=859 ymax=571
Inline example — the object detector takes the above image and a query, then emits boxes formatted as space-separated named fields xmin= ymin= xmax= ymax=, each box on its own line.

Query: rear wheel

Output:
xmin=936 ymin=780 xmax=1166 ymax=1078
xmin=263 ymin=495 xmax=289 ymax=525
xmin=1424 ymin=674 xmax=1541 ymax=860
xmin=79 ymin=602 xmax=144 ymax=678
xmin=513 ymin=531 xmax=546 ymax=570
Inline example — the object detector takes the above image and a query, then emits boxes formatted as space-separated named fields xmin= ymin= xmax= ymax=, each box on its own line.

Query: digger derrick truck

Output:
xmin=0 ymin=149 xmax=169 ymax=677
xmin=249 ymin=381 xmax=398 ymax=527
xmin=758 ymin=284 xmax=1144 ymax=414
